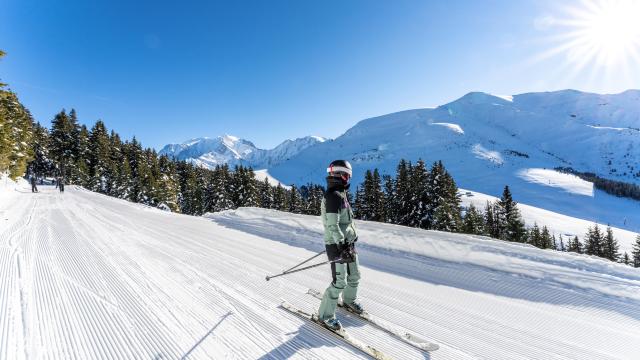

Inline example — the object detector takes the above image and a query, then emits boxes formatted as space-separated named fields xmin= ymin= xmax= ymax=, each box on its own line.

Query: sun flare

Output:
xmin=558 ymin=0 xmax=640 ymax=67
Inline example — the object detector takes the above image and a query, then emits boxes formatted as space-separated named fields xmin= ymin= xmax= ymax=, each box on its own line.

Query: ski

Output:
xmin=280 ymin=300 xmax=394 ymax=360
xmin=307 ymin=289 xmax=439 ymax=352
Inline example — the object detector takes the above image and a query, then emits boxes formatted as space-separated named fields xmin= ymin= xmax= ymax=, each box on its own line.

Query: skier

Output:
xmin=58 ymin=177 xmax=65 ymax=193
xmin=30 ymin=175 xmax=38 ymax=193
xmin=317 ymin=160 xmax=363 ymax=331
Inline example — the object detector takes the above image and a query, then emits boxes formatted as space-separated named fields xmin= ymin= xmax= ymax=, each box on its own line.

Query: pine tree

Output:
xmin=301 ymin=184 xmax=323 ymax=216
xmin=462 ymin=204 xmax=484 ymax=235
xmin=394 ymin=159 xmax=413 ymax=226
xmin=29 ymin=122 xmax=54 ymax=177
xmin=258 ymin=178 xmax=274 ymax=209
xmin=368 ymin=169 xmax=385 ymax=222
xmin=631 ymin=234 xmax=640 ymax=268
xmin=50 ymin=110 xmax=79 ymax=181
xmin=353 ymin=185 xmax=366 ymax=219
xmin=558 ymin=235 xmax=566 ymax=252
xmin=273 ymin=184 xmax=288 ymax=211
xmin=584 ymin=224 xmax=604 ymax=257
xmin=435 ymin=166 xmax=462 ymax=232
xmin=602 ymin=226 xmax=620 ymax=262
xmin=382 ymin=174 xmax=395 ymax=223
xmin=209 ymin=165 xmax=234 ymax=212
xmin=496 ymin=186 xmax=526 ymax=242
xmin=0 ymin=57 xmax=35 ymax=179
xmin=156 ymin=155 xmax=180 ymax=211
xmin=243 ymin=167 xmax=259 ymax=207
xmin=107 ymin=131 xmax=123 ymax=196
xmin=540 ymin=226 xmax=554 ymax=249
xmin=484 ymin=201 xmax=500 ymax=238
xmin=621 ymin=252 xmax=630 ymax=266
xmin=288 ymin=184 xmax=303 ymax=213
xmin=88 ymin=120 xmax=111 ymax=193
xmin=528 ymin=223 xmax=541 ymax=248
xmin=568 ymin=236 xmax=583 ymax=254
xmin=72 ymin=124 xmax=91 ymax=186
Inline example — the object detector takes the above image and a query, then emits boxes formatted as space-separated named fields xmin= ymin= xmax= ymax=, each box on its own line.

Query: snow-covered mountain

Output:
xmin=267 ymin=89 xmax=640 ymax=232
xmin=159 ymin=134 xmax=327 ymax=169
xmin=160 ymin=90 xmax=640 ymax=233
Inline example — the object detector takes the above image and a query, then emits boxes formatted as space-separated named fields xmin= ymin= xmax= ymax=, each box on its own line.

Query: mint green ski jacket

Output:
xmin=321 ymin=188 xmax=358 ymax=245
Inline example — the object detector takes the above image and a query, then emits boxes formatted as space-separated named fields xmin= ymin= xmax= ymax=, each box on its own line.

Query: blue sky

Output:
xmin=1 ymin=0 xmax=638 ymax=150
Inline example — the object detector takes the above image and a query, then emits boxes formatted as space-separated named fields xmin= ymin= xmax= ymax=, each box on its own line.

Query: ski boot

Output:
xmin=322 ymin=317 xmax=342 ymax=331
xmin=343 ymin=301 xmax=364 ymax=315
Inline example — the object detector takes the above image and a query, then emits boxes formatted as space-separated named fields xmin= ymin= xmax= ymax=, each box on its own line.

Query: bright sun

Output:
xmin=558 ymin=0 xmax=640 ymax=67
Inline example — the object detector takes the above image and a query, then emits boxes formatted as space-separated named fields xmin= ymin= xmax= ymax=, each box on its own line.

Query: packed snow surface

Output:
xmin=2 ymin=185 xmax=639 ymax=359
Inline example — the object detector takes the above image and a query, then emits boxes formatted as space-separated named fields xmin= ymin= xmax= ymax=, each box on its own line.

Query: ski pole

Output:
xmin=265 ymin=258 xmax=341 ymax=281
xmin=281 ymin=250 xmax=326 ymax=275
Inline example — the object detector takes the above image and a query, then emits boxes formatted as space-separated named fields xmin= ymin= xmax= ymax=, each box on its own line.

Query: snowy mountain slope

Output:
xmin=267 ymin=90 xmax=640 ymax=232
xmin=2 ymin=185 xmax=640 ymax=359
xmin=159 ymin=135 xmax=326 ymax=169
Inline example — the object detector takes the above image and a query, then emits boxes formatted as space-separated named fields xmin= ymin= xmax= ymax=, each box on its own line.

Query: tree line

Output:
xmin=351 ymin=160 xmax=639 ymax=267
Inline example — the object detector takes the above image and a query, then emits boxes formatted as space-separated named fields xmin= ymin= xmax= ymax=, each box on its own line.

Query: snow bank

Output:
xmin=209 ymin=207 xmax=640 ymax=302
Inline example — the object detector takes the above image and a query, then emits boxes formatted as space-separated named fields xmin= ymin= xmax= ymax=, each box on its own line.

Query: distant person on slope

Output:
xmin=30 ymin=175 xmax=38 ymax=193
xmin=317 ymin=160 xmax=363 ymax=331
xmin=58 ymin=177 xmax=65 ymax=193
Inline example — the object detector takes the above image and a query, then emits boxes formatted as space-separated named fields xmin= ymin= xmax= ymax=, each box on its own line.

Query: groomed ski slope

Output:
xmin=1 ymin=184 xmax=640 ymax=360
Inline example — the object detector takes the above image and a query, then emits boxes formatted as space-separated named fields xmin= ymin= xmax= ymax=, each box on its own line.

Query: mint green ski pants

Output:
xmin=317 ymin=255 xmax=360 ymax=320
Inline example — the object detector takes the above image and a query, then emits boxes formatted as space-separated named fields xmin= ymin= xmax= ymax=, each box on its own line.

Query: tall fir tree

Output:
xmin=353 ymin=185 xmax=366 ymax=219
xmin=288 ymin=184 xmax=303 ymax=213
xmin=496 ymin=186 xmax=527 ymax=242
xmin=434 ymin=166 xmax=462 ymax=232
xmin=368 ymin=169 xmax=385 ymax=222
xmin=602 ymin=226 xmax=620 ymax=262
xmin=29 ymin=122 xmax=53 ymax=177
xmin=73 ymin=124 xmax=91 ymax=186
xmin=209 ymin=165 xmax=234 ymax=212
xmin=631 ymin=234 xmax=640 ymax=268
xmin=273 ymin=183 xmax=288 ymax=211
xmin=394 ymin=159 xmax=413 ymax=226
xmin=484 ymin=201 xmax=500 ymax=238
xmin=528 ymin=223 xmax=542 ymax=248
xmin=156 ymin=155 xmax=180 ymax=211
xmin=621 ymin=252 xmax=630 ymax=266
xmin=584 ymin=224 xmax=604 ymax=257
xmin=409 ymin=160 xmax=429 ymax=228
xmin=382 ymin=174 xmax=396 ymax=223
xmin=540 ymin=226 xmax=554 ymax=249
xmin=49 ymin=110 xmax=78 ymax=180
xmin=258 ymin=178 xmax=274 ymax=209
xmin=462 ymin=204 xmax=484 ymax=235
xmin=568 ymin=236 xmax=583 ymax=254
xmin=88 ymin=120 xmax=112 ymax=193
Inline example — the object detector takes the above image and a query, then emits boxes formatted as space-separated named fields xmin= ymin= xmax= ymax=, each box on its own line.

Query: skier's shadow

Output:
xmin=257 ymin=306 xmax=430 ymax=360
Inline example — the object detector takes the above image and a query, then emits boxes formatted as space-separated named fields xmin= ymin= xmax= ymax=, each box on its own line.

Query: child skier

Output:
xmin=317 ymin=160 xmax=364 ymax=330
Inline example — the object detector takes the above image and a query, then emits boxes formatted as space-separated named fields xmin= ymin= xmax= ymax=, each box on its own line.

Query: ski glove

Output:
xmin=325 ymin=242 xmax=356 ymax=263
xmin=339 ymin=242 xmax=356 ymax=263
